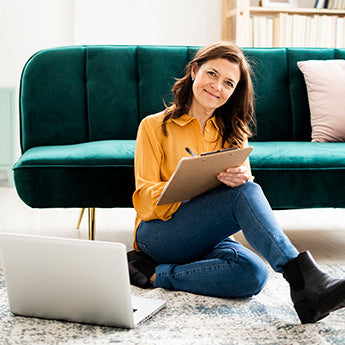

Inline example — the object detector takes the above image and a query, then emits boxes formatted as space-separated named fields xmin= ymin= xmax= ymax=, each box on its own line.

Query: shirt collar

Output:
xmin=209 ymin=115 xmax=220 ymax=131
xmin=171 ymin=114 xmax=195 ymax=126
xmin=171 ymin=114 xmax=220 ymax=131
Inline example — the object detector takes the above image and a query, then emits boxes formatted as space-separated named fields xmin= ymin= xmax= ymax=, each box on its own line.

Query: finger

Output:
xmin=217 ymin=173 xmax=247 ymax=187
xmin=219 ymin=171 xmax=248 ymax=181
xmin=225 ymin=166 xmax=247 ymax=174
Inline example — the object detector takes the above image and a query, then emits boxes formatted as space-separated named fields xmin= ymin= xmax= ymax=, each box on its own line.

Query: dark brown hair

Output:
xmin=162 ymin=41 xmax=255 ymax=147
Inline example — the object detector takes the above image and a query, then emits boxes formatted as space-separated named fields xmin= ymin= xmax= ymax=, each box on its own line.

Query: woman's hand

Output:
xmin=217 ymin=165 xmax=249 ymax=188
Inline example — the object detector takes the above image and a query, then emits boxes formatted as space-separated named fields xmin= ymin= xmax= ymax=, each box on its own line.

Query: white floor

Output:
xmin=0 ymin=184 xmax=136 ymax=253
xmin=1 ymin=181 xmax=345 ymax=267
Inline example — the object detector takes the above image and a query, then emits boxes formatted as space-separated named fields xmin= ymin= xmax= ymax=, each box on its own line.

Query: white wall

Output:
xmin=0 ymin=0 xmax=74 ymax=88
xmin=0 ymin=0 xmax=221 ymax=166
xmin=73 ymin=0 xmax=222 ymax=46
xmin=0 ymin=0 xmax=222 ymax=88
xmin=0 ymin=0 xmax=74 ymax=167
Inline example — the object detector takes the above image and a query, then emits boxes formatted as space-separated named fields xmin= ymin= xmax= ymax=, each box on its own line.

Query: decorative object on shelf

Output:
xmin=314 ymin=0 xmax=326 ymax=8
xmin=262 ymin=0 xmax=297 ymax=7
xmin=323 ymin=0 xmax=345 ymax=9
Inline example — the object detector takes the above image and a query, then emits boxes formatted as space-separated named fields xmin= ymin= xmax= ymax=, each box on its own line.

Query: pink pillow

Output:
xmin=297 ymin=59 xmax=345 ymax=142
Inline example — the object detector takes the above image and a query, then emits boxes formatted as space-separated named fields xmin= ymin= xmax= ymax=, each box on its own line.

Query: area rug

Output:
xmin=0 ymin=266 xmax=345 ymax=345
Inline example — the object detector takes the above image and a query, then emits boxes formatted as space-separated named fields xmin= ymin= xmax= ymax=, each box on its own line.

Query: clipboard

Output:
xmin=157 ymin=146 xmax=253 ymax=205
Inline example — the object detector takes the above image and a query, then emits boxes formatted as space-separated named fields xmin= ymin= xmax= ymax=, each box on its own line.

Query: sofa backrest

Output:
xmin=19 ymin=45 xmax=345 ymax=152
xmin=244 ymin=47 xmax=345 ymax=142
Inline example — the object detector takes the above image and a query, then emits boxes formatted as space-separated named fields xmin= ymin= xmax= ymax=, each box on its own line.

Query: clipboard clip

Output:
xmin=200 ymin=147 xmax=236 ymax=156
xmin=185 ymin=147 xmax=237 ymax=158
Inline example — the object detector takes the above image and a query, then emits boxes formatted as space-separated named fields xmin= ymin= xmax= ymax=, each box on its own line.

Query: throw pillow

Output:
xmin=297 ymin=59 xmax=345 ymax=142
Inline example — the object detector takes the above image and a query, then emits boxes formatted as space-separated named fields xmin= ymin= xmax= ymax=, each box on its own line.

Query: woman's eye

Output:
xmin=207 ymin=71 xmax=216 ymax=77
xmin=225 ymin=81 xmax=233 ymax=88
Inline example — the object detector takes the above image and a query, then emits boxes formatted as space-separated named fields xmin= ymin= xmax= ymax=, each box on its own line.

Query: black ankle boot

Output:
xmin=127 ymin=250 xmax=158 ymax=289
xmin=282 ymin=251 xmax=345 ymax=324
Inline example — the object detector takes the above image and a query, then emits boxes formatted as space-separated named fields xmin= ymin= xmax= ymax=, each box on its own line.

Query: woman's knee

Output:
xmin=211 ymin=239 xmax=269 ymax=297
xmin=238 ymin=181 xmax=263 ymax=196
xmin=222 ymin=255 xmax=269 ymax=298
xmin=244 ymin=257 xmax=269 ymax=296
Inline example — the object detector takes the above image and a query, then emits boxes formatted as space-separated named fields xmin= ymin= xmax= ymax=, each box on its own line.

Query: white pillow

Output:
xmin=297 ymin=59 xmax=345 ymax=142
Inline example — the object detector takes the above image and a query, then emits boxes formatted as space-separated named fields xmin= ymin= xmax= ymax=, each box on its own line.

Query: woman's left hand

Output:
xmin=217 ymin=165 xmax=249 ymax=188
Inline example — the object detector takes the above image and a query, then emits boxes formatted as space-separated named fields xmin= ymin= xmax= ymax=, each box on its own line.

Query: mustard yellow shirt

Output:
xmin=132 ymin=111 xmax=253 ymax=250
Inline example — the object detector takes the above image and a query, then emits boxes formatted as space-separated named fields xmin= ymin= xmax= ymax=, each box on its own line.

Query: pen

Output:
xmin=185 ymin=147 xmax=197 ymax=157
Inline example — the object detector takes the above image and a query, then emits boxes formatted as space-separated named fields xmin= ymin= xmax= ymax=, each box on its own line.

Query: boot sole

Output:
xmin=320 ymin=280 xmax=345 ymax=314
xmin=294 ymin=302 xmax=329 ymax=324
xmin=294 ymin=281 xmax=345 ymax=324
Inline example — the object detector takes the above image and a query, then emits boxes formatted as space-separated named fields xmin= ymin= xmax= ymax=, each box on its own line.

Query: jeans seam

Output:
xmin=135 ymin=240 xmax=156 ymax=259
xmin=167 ymin=263 xmax=236 ymax=279
xmin=237 ymin=188 xmax=290 ymax=264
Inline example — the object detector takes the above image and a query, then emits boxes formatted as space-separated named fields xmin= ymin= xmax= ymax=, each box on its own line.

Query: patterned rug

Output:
xmin=0 ymin=265 xmax=345 ymax=345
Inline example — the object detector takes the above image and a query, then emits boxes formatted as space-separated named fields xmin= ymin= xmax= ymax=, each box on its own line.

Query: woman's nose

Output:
xmin=212 ymin=80 xmax=222 ymax=91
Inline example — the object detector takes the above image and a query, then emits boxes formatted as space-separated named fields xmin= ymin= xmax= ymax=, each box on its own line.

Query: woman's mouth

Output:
xmin=204 ymin=89 xmax=219 ymax=99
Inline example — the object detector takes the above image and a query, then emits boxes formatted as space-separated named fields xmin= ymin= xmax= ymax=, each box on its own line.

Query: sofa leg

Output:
xmin=88 ymin=208 xmax=96 ymax=240
xmin=76 ymin=208 xmax=85 ymax=229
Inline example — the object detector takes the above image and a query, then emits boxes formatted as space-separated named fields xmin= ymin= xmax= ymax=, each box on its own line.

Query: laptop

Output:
xmin=0 ymin=233 xmax=166 ymax=328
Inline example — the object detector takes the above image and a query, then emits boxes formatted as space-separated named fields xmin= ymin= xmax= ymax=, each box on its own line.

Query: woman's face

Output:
xmin=190 ymin=58 xmax=241 ymax=115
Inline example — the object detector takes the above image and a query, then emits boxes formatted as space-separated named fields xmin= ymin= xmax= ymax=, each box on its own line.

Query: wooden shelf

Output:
xmin=250 ymin=7 xmax=345 ymax=15
xmin=225 ymin=7 xmax=345 ymax=18
xmin=222 ymin=0 xmax=345 ymax=47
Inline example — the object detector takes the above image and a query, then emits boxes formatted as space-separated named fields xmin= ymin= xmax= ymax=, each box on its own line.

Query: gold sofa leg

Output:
xmin=88 ymin=208 xmax=96 ymax=240
xmin=76 ymin=208 xmax=96 ymax=240
xmin=76 ymin=208 xmax=85 ymax=229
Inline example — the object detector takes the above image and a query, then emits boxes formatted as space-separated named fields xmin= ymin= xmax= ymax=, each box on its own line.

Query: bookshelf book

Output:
xmin=222 ymin=0 xmax=345 ymax=47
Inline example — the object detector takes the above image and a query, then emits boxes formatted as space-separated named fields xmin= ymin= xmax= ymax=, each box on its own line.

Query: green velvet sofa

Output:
xmin=13 ymin=45 xmax=345 ymax=239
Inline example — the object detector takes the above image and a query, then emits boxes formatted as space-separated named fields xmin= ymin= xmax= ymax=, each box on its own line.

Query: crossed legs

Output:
xmin=136 ymin=182 xmax=298 ymax=298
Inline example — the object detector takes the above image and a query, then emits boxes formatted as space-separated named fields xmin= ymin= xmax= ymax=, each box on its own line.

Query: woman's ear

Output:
xmin=191 ymin=62 xmax=199 ymax=81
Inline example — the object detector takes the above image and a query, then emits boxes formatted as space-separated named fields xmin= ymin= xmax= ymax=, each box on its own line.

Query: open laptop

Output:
xmin=0 ymin=233 xmax=166 ymax=328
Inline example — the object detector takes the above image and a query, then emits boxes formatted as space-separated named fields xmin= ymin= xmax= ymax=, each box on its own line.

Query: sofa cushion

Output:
xmin=13 ymin=140 xmax=136 ymax=208
xmin=13 ymin=140 xmax=136 ymax=168
xmin=250 ymin=141 xmax=345 ymax=169
xmin=249 ymin=142 xmax=345 ymax=208
xmin=20 ymin=47 xmax=88 ymax=151
xmin=286 ymin=48 xmax=335 ymax=141
xmin=137 ymin=46 xmax=189 ymax=119
xmin=297 ymin=59 xmax=345 ymax=142
xmin=86 ymin=46 xmax=139 ymax=141
xmin=243 ymin=48 xmax=292 ymax=141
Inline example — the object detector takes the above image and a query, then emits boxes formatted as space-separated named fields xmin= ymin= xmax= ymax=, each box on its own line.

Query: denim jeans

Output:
xmin=136 ymin=182 xmax=299 ymax=298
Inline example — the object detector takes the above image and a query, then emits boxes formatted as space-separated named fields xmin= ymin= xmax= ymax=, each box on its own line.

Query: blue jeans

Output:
xmin=136 ymin=182 xmax=299 ymax=298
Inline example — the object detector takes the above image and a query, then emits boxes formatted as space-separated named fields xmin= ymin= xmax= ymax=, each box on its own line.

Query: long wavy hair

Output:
xmin=162 ymin=42 xmax=255 ymax=147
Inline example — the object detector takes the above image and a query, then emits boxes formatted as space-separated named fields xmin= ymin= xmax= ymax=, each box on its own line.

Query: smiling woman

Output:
xmin=162 ymin=42 xmax=254 ymax=148
xmin=127 ymin=41 xmax=345 ymax=325
xmin=189 ymin=58 xmax=241 ymax=131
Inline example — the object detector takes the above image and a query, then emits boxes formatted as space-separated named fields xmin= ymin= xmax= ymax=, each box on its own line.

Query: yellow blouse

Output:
xmin=132 ymin=111 xmax=253 ymax=250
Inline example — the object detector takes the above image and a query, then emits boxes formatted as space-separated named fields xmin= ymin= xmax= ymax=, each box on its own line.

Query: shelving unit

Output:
xmin=222 ymin=0 xmax=345 ymax=47
xmin=0 ymin=88 xmax=15 ymax=186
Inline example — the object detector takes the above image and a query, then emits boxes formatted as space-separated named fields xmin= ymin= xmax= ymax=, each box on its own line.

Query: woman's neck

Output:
xmin=188 ymin=103 xmax=214 ymax=133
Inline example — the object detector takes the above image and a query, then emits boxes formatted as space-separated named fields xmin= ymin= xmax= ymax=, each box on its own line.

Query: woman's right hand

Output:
xmin=217 ymin=165 xmax=249 ymax=188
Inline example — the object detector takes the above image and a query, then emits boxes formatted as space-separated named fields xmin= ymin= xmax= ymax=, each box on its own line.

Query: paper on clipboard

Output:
xmin=156 ymin=146 xmax=253 ymax=205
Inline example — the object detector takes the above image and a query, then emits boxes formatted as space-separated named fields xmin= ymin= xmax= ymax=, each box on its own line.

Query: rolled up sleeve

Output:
xmin=132 ymin=119 xmax=181 ymax=222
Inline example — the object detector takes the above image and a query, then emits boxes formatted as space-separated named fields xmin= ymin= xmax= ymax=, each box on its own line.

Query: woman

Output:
xmin=128 ymin=42 xmax=345 ymax=324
